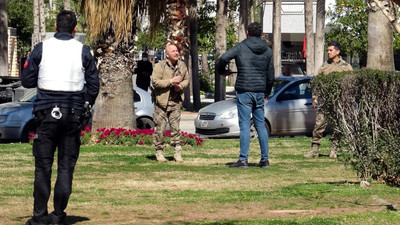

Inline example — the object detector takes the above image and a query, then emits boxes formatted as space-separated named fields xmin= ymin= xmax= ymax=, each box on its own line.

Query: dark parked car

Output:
xmin=0 ymin=86 xmax=154 ymax=142
xmin=194 ymin=76 xmax=316 ymax=138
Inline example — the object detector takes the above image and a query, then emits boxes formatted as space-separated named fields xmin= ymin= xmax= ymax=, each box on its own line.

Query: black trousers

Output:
xmin=32 ymin=108 xmax=81 ymax=223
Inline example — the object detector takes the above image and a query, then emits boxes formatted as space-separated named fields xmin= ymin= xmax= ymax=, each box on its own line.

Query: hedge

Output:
xmin=311 ymin=69 xmax=400 ymax=186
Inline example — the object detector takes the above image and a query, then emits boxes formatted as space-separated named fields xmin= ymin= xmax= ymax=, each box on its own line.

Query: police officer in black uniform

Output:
xmin=21 ymin=10 xmax=99 ymax=225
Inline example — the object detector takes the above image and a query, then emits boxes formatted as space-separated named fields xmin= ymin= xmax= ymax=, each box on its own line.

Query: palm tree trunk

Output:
xmin=189 ymin=0 xmax=201 ymax=111
xmin=314 ymin=0 xmax=325 ymax=73
xmin=304 ymin=0 xmax=315 ymax=75
xmin=367 ymin=1 xmax=394 ymax=70
xmin=214 ymin=0 xmax=227 ymax=102
xmin=273 ymin=0 xmax=281 ymax=77
xmin=0 ymin=0 xmax=7 ymax=77
xmin=92 ymin=41 xmax=136 ymax=130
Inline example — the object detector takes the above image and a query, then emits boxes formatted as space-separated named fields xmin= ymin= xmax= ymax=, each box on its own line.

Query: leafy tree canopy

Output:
xmin=325 ymin=0 xmax=368 ymax=57
xmin=326 ymin=0 xmax=400 ymax=66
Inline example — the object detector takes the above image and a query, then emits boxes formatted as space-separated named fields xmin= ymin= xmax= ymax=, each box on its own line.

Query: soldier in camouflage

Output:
xmin=304 ymin=41 xmax=353 ymax=159
xmin=151 ymin=44 xmax=189 ymax=162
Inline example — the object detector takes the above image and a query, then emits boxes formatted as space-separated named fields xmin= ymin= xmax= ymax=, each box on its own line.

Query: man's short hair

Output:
xmin=56 ymin=10 xmax=77 ymax=33
xmin=327 ymin=41 xmax=341 ymax=51
xmin=247 ymin=22 xmax=262 ymax=37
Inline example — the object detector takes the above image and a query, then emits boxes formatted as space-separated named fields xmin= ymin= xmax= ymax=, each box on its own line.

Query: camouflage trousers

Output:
xmin=153 ymin=101 xmax=182 ymax=151
xmin=311 ymin=111 xmax=338 ymax=147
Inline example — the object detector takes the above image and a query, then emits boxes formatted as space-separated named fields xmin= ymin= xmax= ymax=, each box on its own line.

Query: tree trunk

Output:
xmin=304 ymin=0 xmax=315 ymax=75
xmin=367 ymin=1 xmax=394 ymax=71
xmin=33 ymin=0 xmax=40 ymax=46
xmin=238 ymin=0 xmax=248 ymax=42
xmin=314 ymin=0 xmax=325 ymax=73
xmin=201 ymin=51 xmax=210 ymax=83
xmin=92 ymin=43 xmax=136 ymax=130
xmin=214 ymin=0 xmax=227 ymax=102
xmin=0 ymin=0 xmax=7 ymax=77
xmin=273 ymin=0 xmax=281 ymax=77
xmin=39 ymin=0 xmax=46 ymax=41
xmin=250 ymin=0 xmax=254 ymax=23
xmin=64 ymin=0 xmax=71 ymax=10
xmin=189 ymin=0 xmax=201 ymax=111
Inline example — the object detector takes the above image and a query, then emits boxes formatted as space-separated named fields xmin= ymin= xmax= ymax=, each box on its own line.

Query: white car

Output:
xmin=195 ymin=77 xmax=317 ymax=138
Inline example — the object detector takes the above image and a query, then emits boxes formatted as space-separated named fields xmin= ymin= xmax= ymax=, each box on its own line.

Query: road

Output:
xmin=180 ymin=111 xmax=197 ymax=134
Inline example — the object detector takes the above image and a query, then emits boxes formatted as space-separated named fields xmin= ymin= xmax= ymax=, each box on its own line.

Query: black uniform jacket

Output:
xmin=21 ymin=32 xmax=99 ymax=112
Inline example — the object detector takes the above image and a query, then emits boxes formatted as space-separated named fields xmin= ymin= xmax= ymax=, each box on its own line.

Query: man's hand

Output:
xmin=264 ymin=96 xmax=268 ymax=102
xmin=312 ymin=98 xmax=318 ymax=109
xmin=170 ymin=76 xmax=182 ymax=85
xmin=222 ymin=69 xmax=233 ymax=77
xmin=173 ymin=84 xmax=181 ymax=92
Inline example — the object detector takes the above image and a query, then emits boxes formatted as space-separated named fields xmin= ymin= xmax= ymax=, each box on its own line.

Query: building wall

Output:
xmin=262 ymin=1 xmax=317 ymax=36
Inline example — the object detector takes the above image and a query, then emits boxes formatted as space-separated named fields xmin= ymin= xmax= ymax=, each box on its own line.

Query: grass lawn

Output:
xmin=1 ymin=137 xmax=399 ymax=225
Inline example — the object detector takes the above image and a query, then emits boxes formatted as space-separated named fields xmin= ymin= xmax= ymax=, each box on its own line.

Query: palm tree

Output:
xmin=0 ymin=0 xmax=7 ymax=77
xmin=82 ymin=0 xmax=138 ymax=130
xmin=82 ymin=0 xmax=196 ymax=129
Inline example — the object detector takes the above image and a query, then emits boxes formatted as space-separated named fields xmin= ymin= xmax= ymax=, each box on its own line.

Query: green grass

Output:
xmin=1 ymin=137 xmax=400 ymax=224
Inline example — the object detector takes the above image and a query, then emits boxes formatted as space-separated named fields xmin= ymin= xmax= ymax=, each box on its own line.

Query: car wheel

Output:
xmin=137 ymin=117 xmax=155 ymax=129
xmin=250 ymin=121 xmax=258 ymax=139
xmin=250 ymin=120 xmax=271 ymax=139
xmin=21 ymin=120 xmax=36 ymax=143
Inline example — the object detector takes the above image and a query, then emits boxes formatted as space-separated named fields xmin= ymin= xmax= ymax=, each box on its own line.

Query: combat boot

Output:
xmin=304 ymin=143 xmax=319 ymax=158
xmin=174 ymin=145 xmax=183 ymax=162
xmin=156 ymin=150 xmax=167 ymax=162
xmin=329 ymin=142 xmax=338 ymax=159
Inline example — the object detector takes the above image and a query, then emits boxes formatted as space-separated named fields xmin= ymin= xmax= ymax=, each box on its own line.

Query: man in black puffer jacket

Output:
xmin=218 ymin=22 xmax=274 ymax=169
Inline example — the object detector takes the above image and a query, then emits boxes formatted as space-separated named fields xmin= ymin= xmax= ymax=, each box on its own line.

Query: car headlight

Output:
xmin=0 ymin=115 xmax=8 ymax=123
xmin=220 ymin=108 xmax=238 ymax=119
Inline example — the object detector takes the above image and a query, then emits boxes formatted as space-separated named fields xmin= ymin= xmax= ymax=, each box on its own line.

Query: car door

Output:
xmin=272 ymin=79 xmax=315 ymax=135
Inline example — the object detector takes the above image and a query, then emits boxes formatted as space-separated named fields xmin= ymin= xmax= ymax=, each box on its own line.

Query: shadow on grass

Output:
xmin=64 ymin=215 xmax=90 ymax=224
xmin=146 ymin=155 xmax=176 ymax=162
xmin=225 ymin=161 xmax=264 ymax=168
xmin=18 ymin=215 xmax=89 ymax=225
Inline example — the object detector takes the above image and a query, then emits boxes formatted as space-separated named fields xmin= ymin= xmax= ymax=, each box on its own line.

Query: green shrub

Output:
xmin=311 ymin=69 xmax=400 ymax=186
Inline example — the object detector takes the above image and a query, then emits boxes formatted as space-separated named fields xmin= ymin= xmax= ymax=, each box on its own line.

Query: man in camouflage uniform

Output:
xmin=151 ymin=44 xmax=189 ymax=162
xmin=304 ymin=41 xmax=352 ymax=159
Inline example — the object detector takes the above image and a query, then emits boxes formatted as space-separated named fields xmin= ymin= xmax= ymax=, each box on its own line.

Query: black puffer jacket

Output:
xmin=218 ymin=37 xmax=274 ymax=95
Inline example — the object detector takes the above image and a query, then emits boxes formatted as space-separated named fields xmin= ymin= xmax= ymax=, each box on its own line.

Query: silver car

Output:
xmin=194 ymin=77 xmax=316 ymax=138
xmin=0 ymin=86 xmax=154 ymax=142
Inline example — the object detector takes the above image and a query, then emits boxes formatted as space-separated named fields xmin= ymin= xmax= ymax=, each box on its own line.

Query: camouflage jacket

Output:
xmin=317 ymin=56 xmax=353 ymax=75
xmin=313 ymin=56 xmax=353 ymax=100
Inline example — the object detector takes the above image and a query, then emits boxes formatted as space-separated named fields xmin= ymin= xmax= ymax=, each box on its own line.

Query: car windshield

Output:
xmin=269 ymin=80 xmax=291 ymax=97
xmin=18 ymin=89 xmax=37 ymax=102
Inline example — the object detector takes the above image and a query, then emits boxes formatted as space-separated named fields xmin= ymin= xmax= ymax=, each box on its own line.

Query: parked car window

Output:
xmin=134 ymin=92 xmax=141 ymax=102
xmin=278 ymin=81 xmax=312 ymax=101
xmin=269 ymin=80 xmax=291 ymax=98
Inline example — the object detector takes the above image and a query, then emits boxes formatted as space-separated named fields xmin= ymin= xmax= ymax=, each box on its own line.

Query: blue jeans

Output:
xmin=236 ymin=92 xmax=269 ymax=162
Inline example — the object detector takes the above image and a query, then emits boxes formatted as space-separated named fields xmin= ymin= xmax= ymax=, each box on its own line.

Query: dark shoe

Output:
xmin=257 ymin=160 xmax=270 ymax=168
xmin=230 ymin=160 xmax=249 ymax=168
